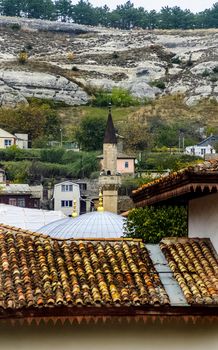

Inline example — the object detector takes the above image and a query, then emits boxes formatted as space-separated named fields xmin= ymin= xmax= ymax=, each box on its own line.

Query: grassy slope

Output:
xmin=57 ymin=94 xmax=218 ymax=138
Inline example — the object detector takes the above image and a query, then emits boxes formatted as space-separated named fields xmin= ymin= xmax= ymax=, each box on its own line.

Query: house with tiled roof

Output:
xmin=132 ymin=159 xmax=218 ymax=251
xmin=0 ymin=223 xmax=217 ymax=349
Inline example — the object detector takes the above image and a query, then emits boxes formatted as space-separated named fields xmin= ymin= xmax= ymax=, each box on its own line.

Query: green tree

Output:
xmin=24 ymin=0 xmax=55 ymax=19
xmin=122 ymin=121 xmax=150 ymax=151
xmin=55 ymin=0 xmax=72 ymax=22
xmin=0 ymin=104 xmax=60 ymax=144
xmin=125 ymin=206 xmax=188 ymax=243
xmin=75 ymin=115 xmax=107 ymax=151
xmin=72 ymin=0 xmax=98 ymax=25
xmin=0 ymin=0 xmax=23 ymax=16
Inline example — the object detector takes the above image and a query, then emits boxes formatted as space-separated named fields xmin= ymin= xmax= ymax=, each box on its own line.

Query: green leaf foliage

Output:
xmin=124 ymin=206 xmax=188 ymax=243
xmin=75 ymin=115 xmax=107 ymax=151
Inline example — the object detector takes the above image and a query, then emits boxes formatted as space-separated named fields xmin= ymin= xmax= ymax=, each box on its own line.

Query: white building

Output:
xmin=0 ymin=128 xmax=16 ymax=148
xmin=0 ymin=128 xmax=28 ymax=149
xmin=185 ymin=144 xmax=215 ymax=157
xmin=15 ymin=133 xmax=28 ymax=149
xmin=53 ymin=181 xmax=80 ymax=216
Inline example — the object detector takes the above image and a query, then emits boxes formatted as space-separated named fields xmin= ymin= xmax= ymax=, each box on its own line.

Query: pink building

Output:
xmin=98 ymin=152 xmax=135 ymax=175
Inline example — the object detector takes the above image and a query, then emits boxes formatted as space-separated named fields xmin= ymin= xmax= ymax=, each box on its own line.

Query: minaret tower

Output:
xmin=99 ymin=104 xmax=121 ymax=213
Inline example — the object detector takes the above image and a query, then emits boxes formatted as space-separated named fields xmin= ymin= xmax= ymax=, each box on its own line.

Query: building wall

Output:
xmin=54 ymin=182 xmax=80 ymax=216
xmin=0 ymin=136 xmax=16 ymax=148
xmin=0 ymin=195 xmax=39 ymax=208
xmin=185 ymin=145 xmax=215 ymax=157
xmin=103 ymin=188 xmax=118 ymax=213
xmin=103 ymin=143 xmax=117 ymax=175
xmin=15 ymin=133 xmax=28 ymax=149
xmin=117 ymin=158 xmax=135 ymax=174
xmin=0 ymin=321 xmax=217 ymax=350
xmin=189 ymin=192 xmax=218 ymax=252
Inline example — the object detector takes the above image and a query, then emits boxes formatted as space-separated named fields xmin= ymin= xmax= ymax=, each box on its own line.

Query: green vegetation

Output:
xmin=125 ymin=206 xmax=188 ymax=243
xmin=75 ymin=115 xmax=107 ymax=151
xmin=1 ymin=148 xmax=99 ymax=183
xmin=149 ymin=80 xmax=166 ymax=90
xmin=137 ymin=153 xmax=200 ymax=172
xmin=0 ymin=1 xmax=217 ymax=29
xmin=0 ymin=100 xmax=61 ymax=146
xmin=92 ymin=88 xmax=142 ymax=108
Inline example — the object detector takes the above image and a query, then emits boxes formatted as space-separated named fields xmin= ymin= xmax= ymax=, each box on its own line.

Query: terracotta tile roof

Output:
xmin=0 ymin=225 xmax=170 ymax=310
xmin=160 ymin=238 xmax=218 ymax=305
xmin=132 ymin=159 xmax=218 ymax=206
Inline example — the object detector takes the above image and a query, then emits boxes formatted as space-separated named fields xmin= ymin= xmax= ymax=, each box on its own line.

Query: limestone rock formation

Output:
xmin=0 ymin=16 xmax=217 ymax=106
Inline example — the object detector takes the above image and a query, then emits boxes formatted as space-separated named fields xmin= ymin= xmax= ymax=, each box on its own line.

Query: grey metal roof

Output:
xmin=38 ymin=211 xmax=126 ymax=239
xmin=0 ymin=184 xmax=31 ymax=194
xmin=147 ymin=244 xmax=188 ymax=307
xmin=0 ymin=204 xmax=66 ymax=231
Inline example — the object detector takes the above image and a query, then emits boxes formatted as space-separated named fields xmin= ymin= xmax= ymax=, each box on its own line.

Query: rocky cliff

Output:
xmin=0 ymin=16 xmax=217 ymax=107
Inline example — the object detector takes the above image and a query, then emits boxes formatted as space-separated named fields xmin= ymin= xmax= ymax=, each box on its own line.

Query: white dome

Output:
xmin=38 ymin=211 xmax=126 ymax=239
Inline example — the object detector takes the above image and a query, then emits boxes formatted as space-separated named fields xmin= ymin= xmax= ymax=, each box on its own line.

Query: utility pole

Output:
xmin=60 ymin=128 xmax=63 ymax=147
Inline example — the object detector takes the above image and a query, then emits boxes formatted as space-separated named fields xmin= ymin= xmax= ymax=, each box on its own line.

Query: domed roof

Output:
xmin=37 ymin=211 xmax=126 ymax=239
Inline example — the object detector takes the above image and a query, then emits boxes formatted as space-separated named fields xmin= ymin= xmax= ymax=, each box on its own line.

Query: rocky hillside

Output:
xmin=0 ymin=16 xmax=217 ymax=107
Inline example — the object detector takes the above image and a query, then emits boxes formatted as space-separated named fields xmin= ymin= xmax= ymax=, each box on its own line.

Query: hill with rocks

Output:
xmin=0 ymin=16 xmax=217 ymax=108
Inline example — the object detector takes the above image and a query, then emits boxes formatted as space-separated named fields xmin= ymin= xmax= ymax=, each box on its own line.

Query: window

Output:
xmin=17 ymin=198 xmax=25 ymax=207
xmin=61 ymin=200 xmax=73 ymax=207
xmin=79 ymin=183 xmax=87 ymax=191
xmin=124 ymin=161 xmax=129 ymax=168
xmin=201 ymin=148 xmax=206 ymax=155
xmin=9 ymin=198 xmax=17 ymax=206
xmin=61 ymin=184 xmax=73 ymax=192
xmin=4 ymin=139 xmax=12 ymax=147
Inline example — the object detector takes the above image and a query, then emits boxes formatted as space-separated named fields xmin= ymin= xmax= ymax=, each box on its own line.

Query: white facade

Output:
xmin=53 ymin=181 xmax=80 ymax=216
xmin=0 ymin=321 xmax=217 ymax=350
xmin=0 ymin=128 xmax=16 ymax=148
xmin=188 ymin=192 xmax=218 ymax=252
xmin=15 ymin=133 xmax=28 ymax=149
xmin=185 ymin=144 xmax=215 ymax=157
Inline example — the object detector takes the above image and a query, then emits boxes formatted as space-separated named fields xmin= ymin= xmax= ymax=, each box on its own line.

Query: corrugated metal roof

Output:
xmin=0 ymin=204 xmax=66 ymax=231
xmin=0 ymin=184 xmax=31 ymax=194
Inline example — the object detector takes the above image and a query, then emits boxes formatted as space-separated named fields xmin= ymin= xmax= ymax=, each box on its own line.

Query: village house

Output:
xmin=53 ymin=181 xmax=80 ymax=216
xmin=0 ymin=128 xmax=28 ymax=149
xmin=0 ymin=183 xmax=40 ymax=208
xmin=185 ymin=135 xmax=218 ymax=158
xmin=0 ymin=128 xmax=16 ymax=148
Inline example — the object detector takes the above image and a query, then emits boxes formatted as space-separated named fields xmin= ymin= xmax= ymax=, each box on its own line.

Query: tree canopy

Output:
xmin=125 ymin=206 xmax=188 ymax=243
xmin=0 ymin=1 xmax=217 ymax=29
xmin=75 ymin=115 xmax=107 ymax=151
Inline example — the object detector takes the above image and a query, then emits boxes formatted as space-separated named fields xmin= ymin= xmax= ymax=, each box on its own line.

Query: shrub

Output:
xmin=93 ymin=87 xmax=141 ymax=107
xmin=210 ymin=75 xmax=218 ymax=83
xmin=212 ymin=66 xmax=218 ymax=74
xmin=112 ymin=52 xmax=119 ymax=59
xmin=124 ymin=206 xmax=188 ymax=243
xmin=10 ymin=23 xmax=21 ymax=31
xmin=67 ymin=52 xmax=75 ymax=61
xmin=18 ymin=51 xmax=28 ymax=64
xmin=40 ymin=148 xmax=66 ymax=163
xmin=72 ymin=66 xmax=79 ymax=71
xmin=202 ymin=69 xmax=210 ymax=77
xmin=171 ymin=56 xmax=181 ymax=65
xmin=25 ymin=43 xmax=33 ymax=50
xmin=149 ymin=80 xmax=166 ymax=90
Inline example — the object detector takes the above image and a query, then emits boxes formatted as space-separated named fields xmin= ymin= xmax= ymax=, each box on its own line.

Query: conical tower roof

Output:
xmin=103 ymin=105 xmax=117 ymax=144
